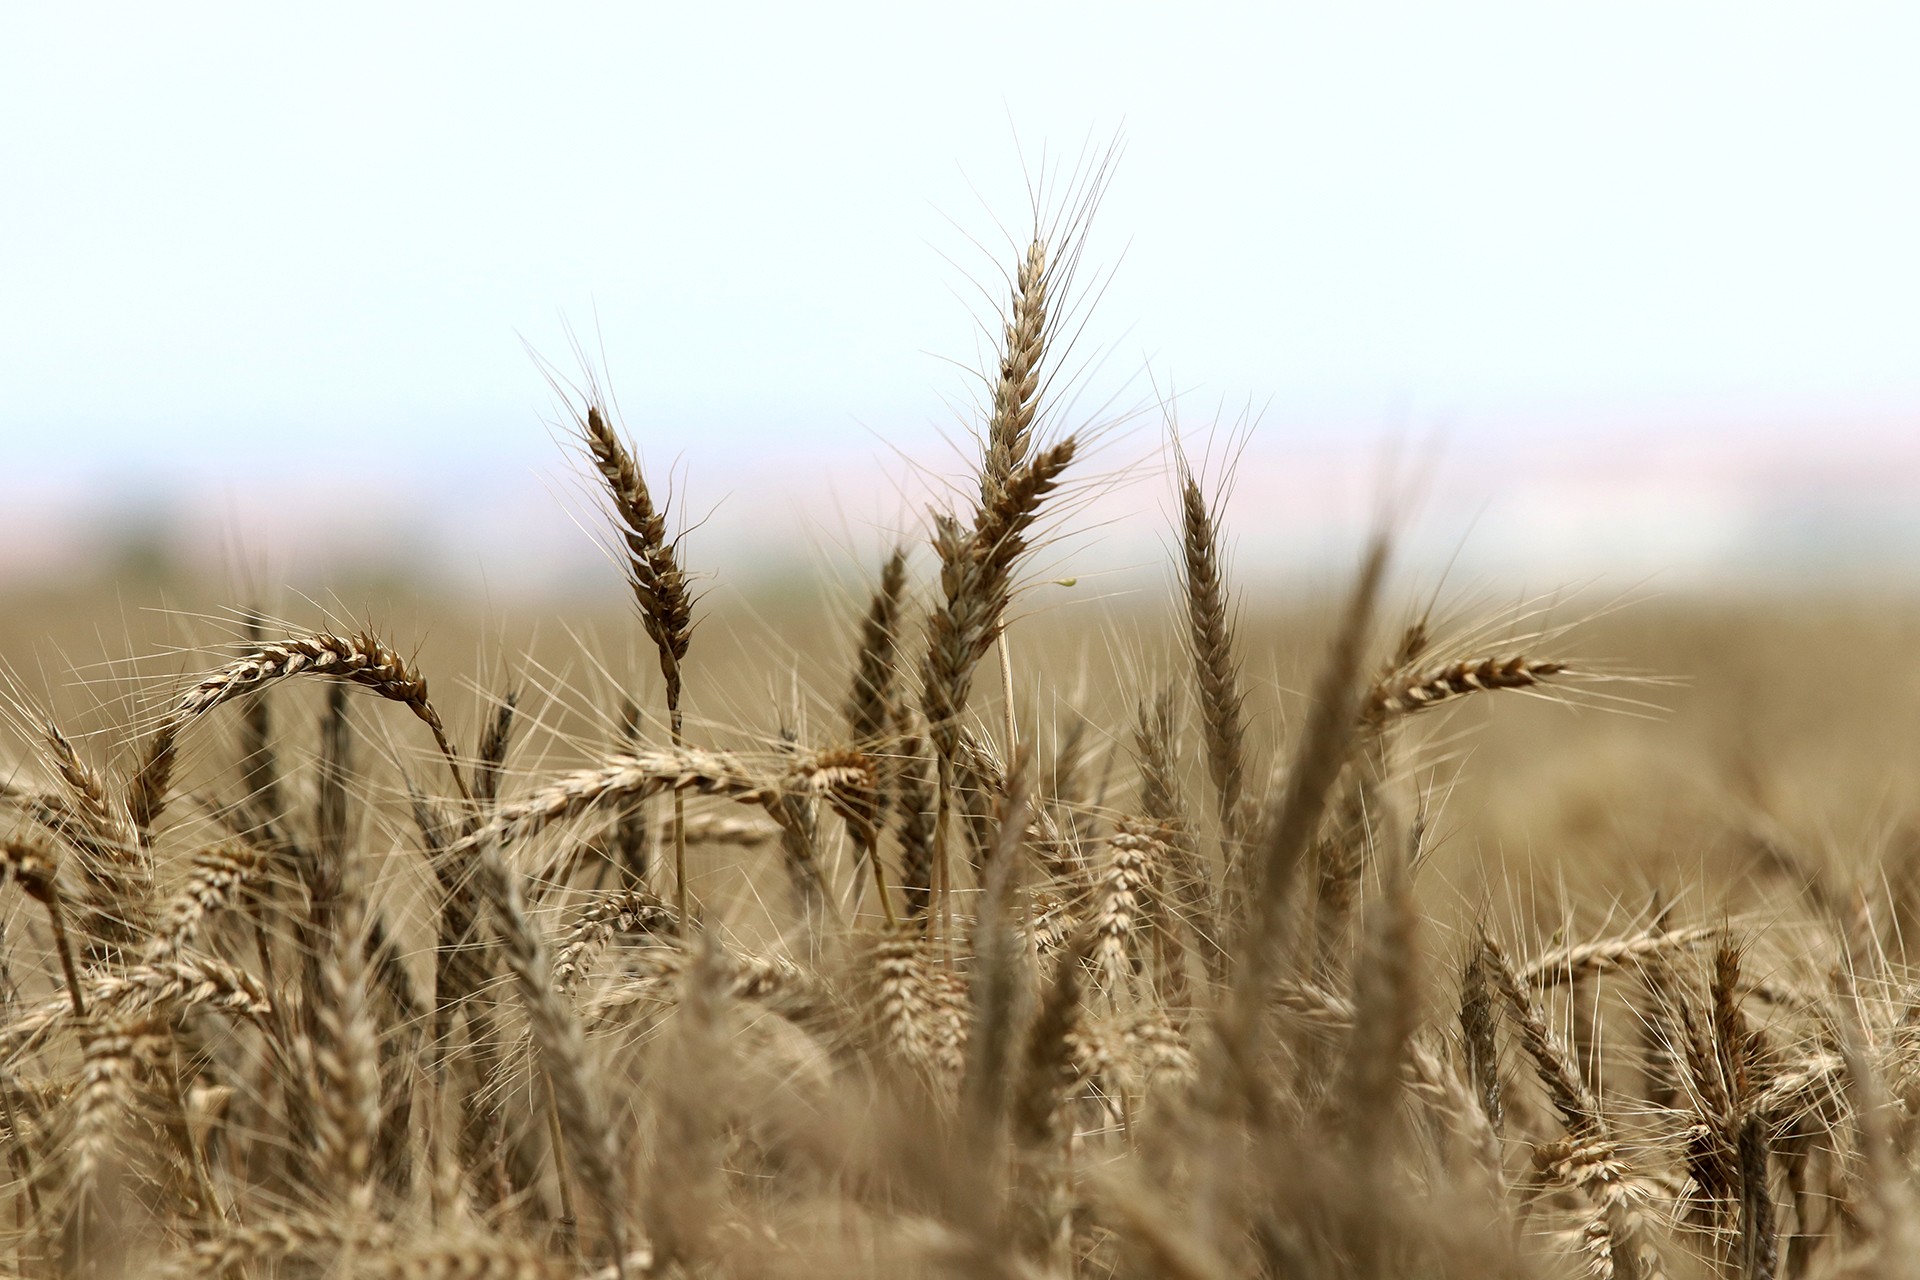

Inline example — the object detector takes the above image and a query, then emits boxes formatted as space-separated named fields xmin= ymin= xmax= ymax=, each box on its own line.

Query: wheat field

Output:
xmin=2 ymin=200 xmax=1917 ymax=1280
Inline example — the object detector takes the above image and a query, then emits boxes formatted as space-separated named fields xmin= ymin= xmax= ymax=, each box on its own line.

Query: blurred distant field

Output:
xmin=9 ymin=566 xmax=1917 ymax=942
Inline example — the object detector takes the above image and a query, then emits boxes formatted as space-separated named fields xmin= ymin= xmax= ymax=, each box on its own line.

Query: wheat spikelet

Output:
xmin=97 ymin=950 xmax=269 ymax=1010
xmin=40 ymin=721 xmax=135 ymax=855
xmin=580 ymin=941 xmax=822 ymax=1029
xmin=796 ymin=748 xmax=881 ymax=850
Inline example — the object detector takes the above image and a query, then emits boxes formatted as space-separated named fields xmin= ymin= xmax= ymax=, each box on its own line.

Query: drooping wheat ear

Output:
xmin=579 ymin=401 xmax=695 ymax=924
xmin=1218 ymin=537 xmax=1388 ymax=1083
xmin=131 ymin=628 xmax=467 ymax=834
xmin=150 ymin=839 xmax=268 ymax=957
xmin=1363 ymin=655 xmax=1569 ymax=724
xmin=465 ymin=748 xmax=785 ymax=852
xmin=354 ymin=1239 xmax=582 ymax=1280
xmin=1172 ymin=442 xmax=1249 ymax=853
xmin=163 ymin=1217 xmax=397 ymax=1280
xmin=83 ymin=954 xmax=275 ymax=1022
xmin=550 ymin=888 xmax=677 ymax=993
xmin=468 ymin=835 xmax=629 ymax=1275
xmin=1521 ymin=922 xmax=1719 ymax=987
xmin=0 ymin=837 xmax=87 ymax=1017
xmin=797 ymin=746 xmax=883 ymax=923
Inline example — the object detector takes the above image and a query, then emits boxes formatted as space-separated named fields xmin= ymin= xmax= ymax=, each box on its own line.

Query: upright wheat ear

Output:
xmin=1172 ymin=441 xmax=1249 ymax=855
xmin=579 ymin=400 xmax=697 ymax=924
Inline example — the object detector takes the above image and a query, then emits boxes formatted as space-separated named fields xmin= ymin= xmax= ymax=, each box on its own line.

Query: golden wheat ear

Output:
xmin=1170 ymin=437 xmax=1250 ymax=856
xmin=575 ymin=398 xmax=697 ymax=926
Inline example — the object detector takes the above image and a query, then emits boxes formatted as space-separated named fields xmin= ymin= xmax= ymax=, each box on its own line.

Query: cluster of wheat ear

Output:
xmin=0 ymin=200 xmax=1907 ymax=1280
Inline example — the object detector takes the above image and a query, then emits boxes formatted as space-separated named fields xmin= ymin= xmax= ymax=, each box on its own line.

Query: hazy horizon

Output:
xmin=8 ymin=6 xmax=1920 ymax=594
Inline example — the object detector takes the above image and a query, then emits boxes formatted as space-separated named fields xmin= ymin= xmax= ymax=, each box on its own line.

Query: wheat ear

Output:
xmin=468 ymin=836 xmax=630 ymax=1275
xmin=1217 ymin=537 xmax=1388 ymax=1093
xmin=579 ymin=400 xmax=695 ymax=925
xmin=130 ymin=628 xmax=467 ymax=835
xmin=1363 ymin=655 xmax=1568 ymax=724
xmin=1172 ymin=440 xmax=1249 ymax=853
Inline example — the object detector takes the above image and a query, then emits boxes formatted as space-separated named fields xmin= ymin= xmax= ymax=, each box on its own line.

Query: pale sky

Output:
xmin=6 ymin=5 xmax=1920 ymax=588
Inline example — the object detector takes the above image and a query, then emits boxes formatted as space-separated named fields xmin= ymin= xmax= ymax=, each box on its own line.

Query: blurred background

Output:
xmin=8 ymin=5 xmax=1920 ymax=603
xmin=10 ymin=4 xmax=1920 ymax=906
